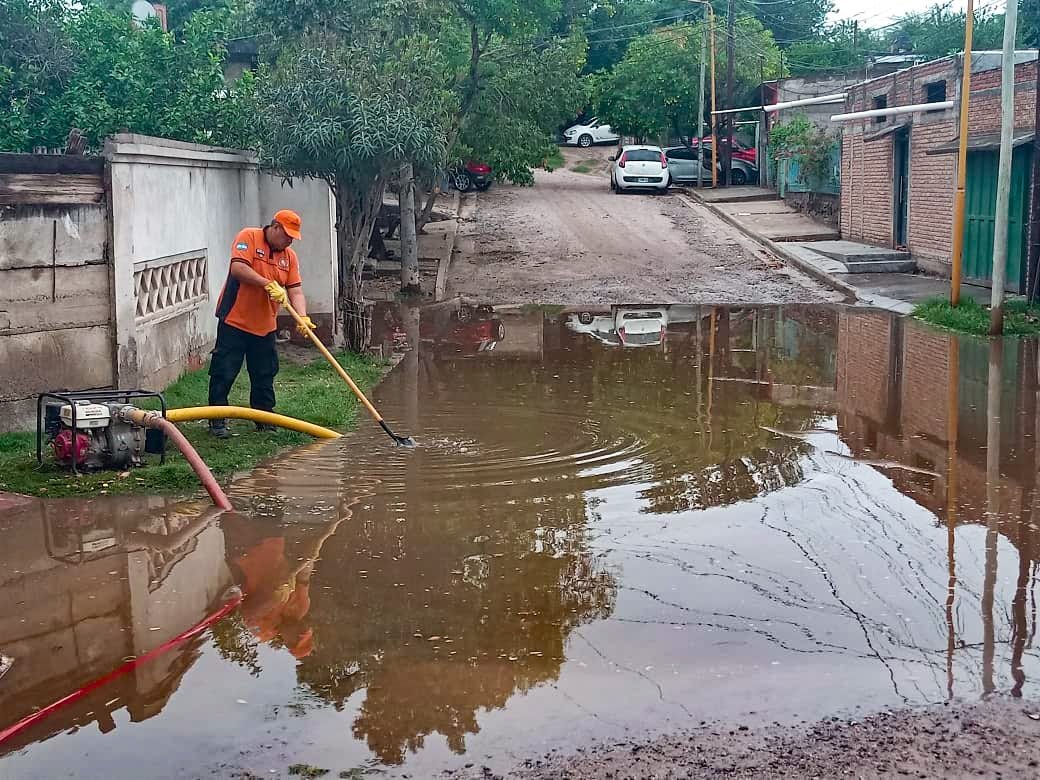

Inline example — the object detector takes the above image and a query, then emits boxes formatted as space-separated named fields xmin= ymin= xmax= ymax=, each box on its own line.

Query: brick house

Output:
xmin=839 ymin=51 xmax=1037 ymax=288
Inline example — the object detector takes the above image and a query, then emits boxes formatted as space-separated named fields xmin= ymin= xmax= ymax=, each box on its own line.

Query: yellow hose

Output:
xmin=164 ymin=406 xmax=341 ymax=439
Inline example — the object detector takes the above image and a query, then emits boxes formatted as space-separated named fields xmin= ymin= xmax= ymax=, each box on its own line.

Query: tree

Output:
xmin=257 ymin=32 xmax=451 ymax=347
xmin=784 ymin=20 xmax=876 ymax=75
xmin=0 ymin=2 xmax=255 ymax=152
xmin=1023 ymin=0 xmax=1040 ymax=46
xmin=456 ymin=34 xmax=588 ymax=185
xmin=747 ymin=0 xmax=832 ymax=46
xmin=592 ymin=16 xmax=780 ymax=144
xmin=881 ymin=4 xmax=1015 ymax=59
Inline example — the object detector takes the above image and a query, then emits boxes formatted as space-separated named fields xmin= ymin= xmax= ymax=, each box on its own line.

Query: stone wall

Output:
xmin=1 ymin=136 xmax=340 ymax=431
xmin=784 ymin=191 xmax=840 ymax=227
xmin=105 ymin=134 xmax=339 ymax=390
xmin=0 ymin=154 xmax=115 ymax=431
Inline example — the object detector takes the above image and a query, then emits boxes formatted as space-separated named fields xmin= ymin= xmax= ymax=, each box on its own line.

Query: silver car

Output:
xmin=664 ymin=146 xmax=758 ymax=186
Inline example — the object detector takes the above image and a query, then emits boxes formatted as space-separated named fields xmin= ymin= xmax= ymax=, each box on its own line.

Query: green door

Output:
xmin=962 ymin=147 xmax=1032 ymax=292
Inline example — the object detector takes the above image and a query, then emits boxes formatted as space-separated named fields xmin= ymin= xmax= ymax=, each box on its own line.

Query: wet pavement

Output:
xmin=2 ymin=302 xmax=1039 ymax=778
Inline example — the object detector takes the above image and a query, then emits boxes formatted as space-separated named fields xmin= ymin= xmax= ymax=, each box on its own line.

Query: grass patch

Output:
xmin=288 ymin=765 xmax=329 ymax=778
xmin=0 ymin=351 xmax=383 ymax=499
xmin=913 ymin=296 xmax=1040 ymax=336
xmin=571 ymin=160 xmax=597 ymax=175
xmin=542 ymin=146 xmax=565 ymax=171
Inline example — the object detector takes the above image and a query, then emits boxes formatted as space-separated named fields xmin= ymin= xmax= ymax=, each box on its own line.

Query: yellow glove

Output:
xmin=264 ymin=281 xmax=288 ymax=305
xmin=296 ymin=315 xmax=316 ymax=336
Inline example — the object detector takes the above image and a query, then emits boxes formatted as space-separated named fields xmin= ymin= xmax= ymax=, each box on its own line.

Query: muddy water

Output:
xmin=2 ymin=304 xmax=1039 ymax=778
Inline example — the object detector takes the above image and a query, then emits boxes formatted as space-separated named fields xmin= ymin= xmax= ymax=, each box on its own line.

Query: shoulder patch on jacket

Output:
xmin=235 ymin=242 xmax=248 ymax=250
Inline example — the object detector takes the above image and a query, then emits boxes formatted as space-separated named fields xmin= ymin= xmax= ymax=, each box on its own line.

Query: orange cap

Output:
xmin=273 ymin=209 xmax=302 ymax=240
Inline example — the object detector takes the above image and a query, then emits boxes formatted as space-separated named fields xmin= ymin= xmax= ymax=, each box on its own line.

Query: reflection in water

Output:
xmin=2 ymin=304 xmax=1040 ymax=778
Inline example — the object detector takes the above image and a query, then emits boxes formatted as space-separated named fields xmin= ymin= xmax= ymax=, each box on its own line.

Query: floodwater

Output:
xmin=2 ymin=302 xmax=1039 ymax=779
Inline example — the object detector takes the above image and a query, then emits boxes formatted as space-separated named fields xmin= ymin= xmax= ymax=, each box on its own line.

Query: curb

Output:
xmin=678 ymin=192 xmax=858 ymax=302
xmin=436 ymin=191 xmax=475 ymax=301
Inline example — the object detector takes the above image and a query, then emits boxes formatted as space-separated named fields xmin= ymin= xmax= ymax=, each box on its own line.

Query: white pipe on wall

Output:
xmin=763 ymin=94 xmax=847 ymax=113
xmin=830 ymin=100 xmax=954 ymax=123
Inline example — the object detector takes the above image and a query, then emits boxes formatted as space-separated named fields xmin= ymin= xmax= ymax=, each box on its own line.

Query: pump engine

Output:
xmin=50 ymin=401 xmax=145 ymax=471
xmin=38 ymin=390 xmax=167 ymax=474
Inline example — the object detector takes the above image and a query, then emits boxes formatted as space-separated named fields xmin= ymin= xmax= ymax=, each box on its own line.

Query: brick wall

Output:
xmin=840 ymin=132 xmax=895 ymax=246
xmin=839 ymin=55 xmax=1037 ymax=273
xmin=907 ymin=118 xmax=957 ymax=273
xmin=899 ymin=320 xmax=952 ymax=442
xmin=836 ymin=310 xmax=894 ymax=427
xmin=969 ymin=60 xmax=1038 ymax=132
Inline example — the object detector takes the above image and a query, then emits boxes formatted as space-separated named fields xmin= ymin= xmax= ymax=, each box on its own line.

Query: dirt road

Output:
xmin=447 ymin=148 xmax=839 ymax=303
xmin=450 ymin=699 xmax=1040 ymax=779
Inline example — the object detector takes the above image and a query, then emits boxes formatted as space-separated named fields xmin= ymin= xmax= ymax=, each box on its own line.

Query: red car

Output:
xmin=451 ymin=161 xmax=493 ymax=192
xmin=420 ymin=302 xmax=505 ymax=356
xmin=690 ymin=136 xmax=757 ymax=164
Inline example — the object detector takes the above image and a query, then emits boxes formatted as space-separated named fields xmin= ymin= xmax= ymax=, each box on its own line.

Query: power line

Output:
xmin=584 ymin=8 xmax=700 ymax=38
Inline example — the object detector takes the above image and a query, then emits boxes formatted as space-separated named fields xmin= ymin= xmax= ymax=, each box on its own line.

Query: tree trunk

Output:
xmin=417 ymin=184 xmax=441 ymax=233
xmin=334 ymin=175 xmax=384 ymax=351
xmin=399 ymin=162 xmax=420 ymax=295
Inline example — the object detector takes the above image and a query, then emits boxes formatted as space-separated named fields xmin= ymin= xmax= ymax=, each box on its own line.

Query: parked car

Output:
xmin=663 ymin=145 xmax=759 ymax=186
xmin=689 ymin=135 xmax=757 ymax=164
xmin=609 ymin=146 xmax=671 ymax=194
xmin=450 ymin=160 xmax=492 ymax=192
xmin=562 ymin=118 xmax=621 ymax=148
xmin=420 ymin=301 xmax=505 ymax=356
xmin=564 ymin=306 xmax=667 ymax=347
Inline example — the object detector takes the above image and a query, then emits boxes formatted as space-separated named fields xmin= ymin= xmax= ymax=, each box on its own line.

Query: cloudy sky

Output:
xmin=829 ymin=0 xmax=983 ymax=28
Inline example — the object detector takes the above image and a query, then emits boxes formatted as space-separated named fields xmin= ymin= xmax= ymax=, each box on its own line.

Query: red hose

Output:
xmin=0 ymin=592 xmax=242 ymax=746
xmin=154 ymin=417 xmax=232 ymax=510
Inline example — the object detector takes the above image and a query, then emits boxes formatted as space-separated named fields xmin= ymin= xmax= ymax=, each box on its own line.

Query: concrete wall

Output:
xmin=0 ymin=496 xmax=230 ymax=745
xmin=1 ymin=138 xmax=340 ymax=430
xmin=260 ymin=174 xmax=339 ymax=343
xmin=0 ymin=158 xmax=115 ymax=431
xmin=106 ymin=135 xmax=339 ymax=389
xmin=840 ymin=52 xmax=1038 ymax=275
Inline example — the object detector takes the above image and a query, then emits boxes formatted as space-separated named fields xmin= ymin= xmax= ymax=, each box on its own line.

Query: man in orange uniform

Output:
xmin=208 ymin=210 xmax=316 ymax=438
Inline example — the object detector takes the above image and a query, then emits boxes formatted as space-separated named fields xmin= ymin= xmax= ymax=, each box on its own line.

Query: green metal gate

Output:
xmin=962 ymin=147 xmax=1032 ymax=292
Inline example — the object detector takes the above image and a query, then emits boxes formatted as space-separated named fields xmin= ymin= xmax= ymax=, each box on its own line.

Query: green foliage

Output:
xmin=749 ymin=0 xmax=832 ymax=45
xmin=256 ymin=37 xmax=451 ymax=184
xmin=785 ymin=20 xmax=872 ymax=75
xmin=769 ymin=114 xmax=836 ymax=185
xmin=592 ymin=16 xmax=780 ymax=142
xmin=0 ymin=1 xmax=256 ymax=152
xmin=457 ymin=34 xmax=587 ymax=184
xmin=1024 ymin=0 xmax=1040 ymax=46
xmin=914 ymin=297 xmax=1040 ymax=336
xmin=883 ymin=5 xmax=1011 ymax=59
xmin=0 ymin=352 xmax=384 ymax=499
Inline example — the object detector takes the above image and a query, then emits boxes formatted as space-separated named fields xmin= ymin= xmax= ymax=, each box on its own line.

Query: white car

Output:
xmin=564 ymin=306 xmax=668 ymax=347
xmin=609 ymin=145 xmax=670 ymax=194
xmin=562 ymin=118 xmax=620 ymax=148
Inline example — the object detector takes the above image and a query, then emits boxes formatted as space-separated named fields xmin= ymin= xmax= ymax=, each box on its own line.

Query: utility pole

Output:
xmin=697 ymin=9 xmax=707 ymax=189
xmin=709 ymin=5 xmax=718 ymax=187
xmin=758 ymin=54 xmax=765 ymax=188
xmin=950 ymin=0 xmax=976 ymax=306
xmin=723 ymin=0 xmax=736 ymax=187
xmin=988 ymin=0 xmax=1018 ymax=335
xmin=1029 ymin=49 xmax=1040 ymax=301
xmin=399 ymin=162 xmax=420 ymax=295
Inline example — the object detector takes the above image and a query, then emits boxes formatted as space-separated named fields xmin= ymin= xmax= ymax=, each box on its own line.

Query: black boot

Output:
xmin=254 ymin=422 xmax=277 ymax=433
xmin=209 ymin=420 xmax=230 ymax=439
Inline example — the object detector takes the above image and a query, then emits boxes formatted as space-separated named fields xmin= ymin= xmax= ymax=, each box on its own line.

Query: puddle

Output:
xmin=2 ymin=303 xmax=1039 ymax=778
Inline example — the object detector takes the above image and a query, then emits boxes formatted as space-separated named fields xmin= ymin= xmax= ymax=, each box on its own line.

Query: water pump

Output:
xmin=51 ymin=401 xmax=145 ymax=471
xmin=37 ymin=390 xmax=168 ymax=474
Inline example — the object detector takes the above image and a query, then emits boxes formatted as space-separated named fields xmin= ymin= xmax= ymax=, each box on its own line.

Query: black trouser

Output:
xmin=208 ymin=321 xmax=279 ymax=415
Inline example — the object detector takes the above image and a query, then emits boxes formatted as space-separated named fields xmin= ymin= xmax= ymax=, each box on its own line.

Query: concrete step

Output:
xmin=802 ymin=240 xmax=912 ymax=265
xmin=842 ymin=259 xmax=917 ymax=274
